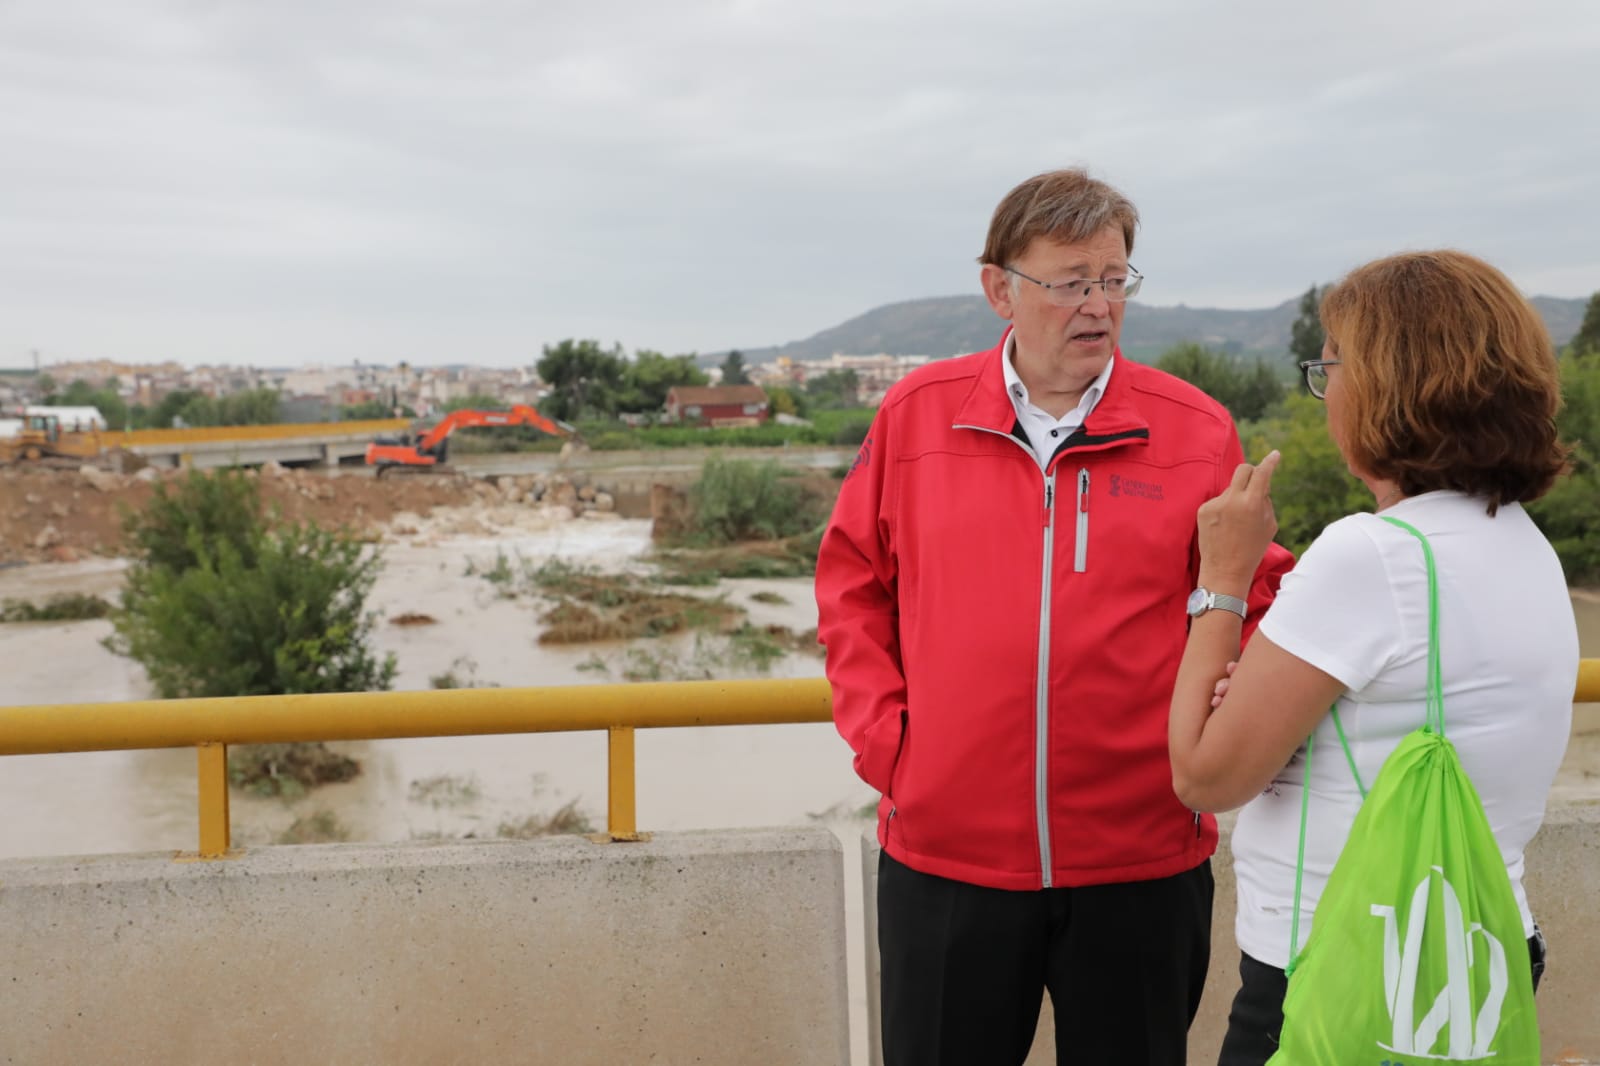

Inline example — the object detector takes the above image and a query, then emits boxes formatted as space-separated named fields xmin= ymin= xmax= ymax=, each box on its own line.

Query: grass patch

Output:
xmin=497 ymin=798 xmax=595 ymax=838
xmin=1 ymin=593 xmax=113 ymax=622
xmin=391 ymin=611 xmax=438 ymax=626
xmin=229 ymin=742 xmax=361 ymax=798
xmin=430 ymin=655 xmax=493 ymax=688
xmin=463 ymin=550 xmax=518 ymax=592
xmin=276 ymin=810 xmax=350 ymax=844
xmin=749 ymin=590 xmax=789 ymax=605
xmin=517 ymin=559 xmax=746 ymax=644
xmin=651 ymin=530 xmax=822 ymax=582
xmin=408 ymin=773 xmax=482 ymax=808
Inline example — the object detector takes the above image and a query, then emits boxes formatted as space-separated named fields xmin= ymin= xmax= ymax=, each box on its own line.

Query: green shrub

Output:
xmin=0 ymin=593 xmax=113 ymax=622
xmin=122 ymin=467 xmax=263 ymax=575
xmin=111 ymin=521 xmax=395 ymax=698
xmin=683 ymin=455 xmax=828 ymax=545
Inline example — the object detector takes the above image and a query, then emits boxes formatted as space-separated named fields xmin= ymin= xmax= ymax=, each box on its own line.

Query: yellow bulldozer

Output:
xmin=0 ymin=413 xmax=104 ymax=465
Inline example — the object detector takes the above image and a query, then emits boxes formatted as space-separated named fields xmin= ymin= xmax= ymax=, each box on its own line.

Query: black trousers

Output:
xmin=1216 ymin=931 xmax=1548 ymax=1066
xmin=877 ymin=851 xmax=1214 ymax=1066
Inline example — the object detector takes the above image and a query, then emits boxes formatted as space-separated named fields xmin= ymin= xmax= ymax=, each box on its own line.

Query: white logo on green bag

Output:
xmin=1369 ymin=865 xmax=1508 ymax=1060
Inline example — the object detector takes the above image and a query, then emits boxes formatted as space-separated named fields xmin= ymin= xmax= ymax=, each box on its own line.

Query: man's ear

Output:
xmin=980 ymin=264 xmax=1015 ymax=320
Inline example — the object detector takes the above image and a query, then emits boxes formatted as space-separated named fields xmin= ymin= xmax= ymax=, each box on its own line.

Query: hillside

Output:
xmin=729 ymin=293 xmax=1589 ymax=364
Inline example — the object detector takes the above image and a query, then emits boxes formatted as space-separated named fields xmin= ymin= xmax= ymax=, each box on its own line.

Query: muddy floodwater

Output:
xmin=4 ymin=509 xmax=1599 ymax=1065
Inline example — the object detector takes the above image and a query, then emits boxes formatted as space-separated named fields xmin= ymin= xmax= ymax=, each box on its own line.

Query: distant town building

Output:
xmin=663 ymin=384 xmax=770 ymax=427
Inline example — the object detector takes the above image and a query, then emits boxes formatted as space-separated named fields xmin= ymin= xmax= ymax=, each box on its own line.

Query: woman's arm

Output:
xmin=1167 ymin=451 xmax=1348 ymax=812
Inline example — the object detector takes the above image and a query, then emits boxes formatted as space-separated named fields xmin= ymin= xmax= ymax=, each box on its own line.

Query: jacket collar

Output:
xmin=955 ymin=328 xmax=1152 ymax=446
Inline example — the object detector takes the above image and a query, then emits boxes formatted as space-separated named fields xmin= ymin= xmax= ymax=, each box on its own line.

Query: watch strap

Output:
xmin=1203 ymin=592 xmax=1248 ymax=619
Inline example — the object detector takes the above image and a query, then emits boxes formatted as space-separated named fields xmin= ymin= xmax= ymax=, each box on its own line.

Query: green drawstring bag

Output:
xmin=1269 ymin=517 xmax=1540 ymax=1065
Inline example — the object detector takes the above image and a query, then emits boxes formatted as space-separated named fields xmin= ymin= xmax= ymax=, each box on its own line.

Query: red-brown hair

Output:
xmin=1320 ymin=250 xmax=1569 ymax=512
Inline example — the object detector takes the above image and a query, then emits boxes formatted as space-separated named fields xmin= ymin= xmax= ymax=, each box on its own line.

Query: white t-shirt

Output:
xmin=1233 ymin=491 xmax=1576 ymax=969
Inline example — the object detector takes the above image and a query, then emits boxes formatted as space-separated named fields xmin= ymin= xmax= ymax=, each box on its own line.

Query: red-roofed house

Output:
xmin=664 ymin=385 xmax=770 ymax=427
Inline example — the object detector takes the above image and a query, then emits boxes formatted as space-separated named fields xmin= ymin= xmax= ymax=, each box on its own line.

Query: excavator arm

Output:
xmin=365 ymin=405 xmax=576 ymax=473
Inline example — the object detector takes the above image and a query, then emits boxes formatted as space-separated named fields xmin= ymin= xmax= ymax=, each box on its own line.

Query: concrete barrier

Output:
xmin=0 ymin=828 xmax=851 ymax=1066
xmin=861 ymin=804 xmax=1600 ymax=1064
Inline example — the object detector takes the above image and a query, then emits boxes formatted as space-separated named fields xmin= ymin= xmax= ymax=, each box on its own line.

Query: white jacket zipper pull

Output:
xmin=1074 ymin=468 xmax=1090 ymax=572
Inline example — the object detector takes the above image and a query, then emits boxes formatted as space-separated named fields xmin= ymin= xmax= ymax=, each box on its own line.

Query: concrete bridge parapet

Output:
xmin=0 ymin=828 xmax=851 ymax=1065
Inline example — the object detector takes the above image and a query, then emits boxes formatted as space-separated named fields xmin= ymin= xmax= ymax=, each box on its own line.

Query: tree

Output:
xmin=343 ymin=400 xmax=415 ymax=420
xmin=1155 ymin=342 xmax=1286 ymax=423
xmin=803 ymin=369 xmax=860 ymax=410
xmin=1289 ymin=284 xmax=1325 ymax=365
xmin=719 ymin=349 xmax=751 ymax=386
xmin=213 ymin=387 xmax=282 ymax=426
xmin=619 ymin=350 xmax=708 ymax=413
xmin=537 ymin=339 xmax=626 ymax=421
xmin=43 ymin=378 xmax=129 ymax=430
xmin=109 ymin=470 xmax=396 ymax=701
xmin=1569 ymin=291 xmax=1600 ymax=358
xmin=1527 ymin=352 xmax=1600 ymax=581
xmin=764 ymin=385 xmax=807 ymax=418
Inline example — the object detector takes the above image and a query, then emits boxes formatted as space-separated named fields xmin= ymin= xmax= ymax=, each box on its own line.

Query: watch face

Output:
xmin=1186 ymin=588 xmax=1208 ymax=615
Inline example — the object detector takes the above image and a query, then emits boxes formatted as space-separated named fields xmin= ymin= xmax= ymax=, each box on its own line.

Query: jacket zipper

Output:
xmin=1035 ymin=469 xmax=1057 ymax=886
xmin=1074 ymin=467 xmax=1090 ymax=573
xmin=951 ymin=422 xmax=1059 ymax=888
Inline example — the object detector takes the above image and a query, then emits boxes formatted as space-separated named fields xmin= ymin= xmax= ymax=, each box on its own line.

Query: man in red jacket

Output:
xmin=816 ymin=168 xmax=1293 ymax=1064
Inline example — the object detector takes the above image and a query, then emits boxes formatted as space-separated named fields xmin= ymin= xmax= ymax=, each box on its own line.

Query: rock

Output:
xmin=577 ymin=484 xmax=597 ymax=502
xmin=134 ymin=467 xmax=161 ymax=482
xmin=592 ymin=491 xmax=615 ymax=512
xmin=47 ymin=544 xmax=80 ymax=563
xmin=80 ymin=466 xmax=123 ymax=492
xmin=546 ymin=478 xmax=579 ymax=509
xmin=261 ymin=461 xmax=288 ymax=478
xmin=33 ymin=524 xmax=61 ymax=549
xmin=50 ymin=502 xmax=69 ymax=518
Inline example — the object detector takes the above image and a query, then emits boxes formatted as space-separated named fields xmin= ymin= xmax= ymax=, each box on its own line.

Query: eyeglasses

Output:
xmin=1004 ymin=266 xmax=1144 ymax=308
xmin=1298 ymin=359 xmax=1341 ymax=400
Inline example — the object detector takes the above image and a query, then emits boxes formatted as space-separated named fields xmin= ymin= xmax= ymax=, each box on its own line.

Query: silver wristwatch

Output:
xmin=1186 ymin=586 xmax=1247 ymax=620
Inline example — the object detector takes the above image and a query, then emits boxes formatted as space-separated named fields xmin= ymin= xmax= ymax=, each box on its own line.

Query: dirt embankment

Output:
xmin=0 ymin=463 xmax=621 ymax=566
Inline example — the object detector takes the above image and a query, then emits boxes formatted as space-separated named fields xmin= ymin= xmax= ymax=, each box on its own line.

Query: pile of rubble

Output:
xmin=0 ymin=462 xmax=622 ymax=566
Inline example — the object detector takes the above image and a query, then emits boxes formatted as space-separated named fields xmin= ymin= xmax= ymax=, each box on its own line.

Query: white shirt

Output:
xmin=1233 ymin=491 xmax=1576 ymax=968
xmin=1001 ymin=333 xmax=1113 ymax=470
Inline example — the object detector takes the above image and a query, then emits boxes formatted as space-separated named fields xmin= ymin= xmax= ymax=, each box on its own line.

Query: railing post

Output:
xmin=604 ymin=725 xmax=647 ymax=842
xmin=195 ymin=742 xmax=233 ymax=858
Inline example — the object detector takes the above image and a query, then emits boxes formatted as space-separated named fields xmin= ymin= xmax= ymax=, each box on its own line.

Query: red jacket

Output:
xmin=816 ymin=337 xmax=1292 ymax=891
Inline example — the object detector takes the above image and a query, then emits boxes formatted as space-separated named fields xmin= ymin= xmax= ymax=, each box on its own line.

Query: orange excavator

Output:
xmin=365 ymin=405 xmax=577 ymax=475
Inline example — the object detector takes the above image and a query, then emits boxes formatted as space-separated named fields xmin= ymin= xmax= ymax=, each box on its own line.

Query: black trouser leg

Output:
xmin=878 ymin=852 xmax=1213 ymax=1066
xmin=1047 ymin=859 xmax=1213 ymax=1066
xmin=877 ymin=852 xmax=1047 ymax=1066
xmin=1216 ymin=952 xmax=1287 ymax=1066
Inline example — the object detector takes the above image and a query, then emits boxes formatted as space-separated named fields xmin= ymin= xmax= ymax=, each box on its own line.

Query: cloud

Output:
xmin=1 ymin=0 xmax=1595 ymax=366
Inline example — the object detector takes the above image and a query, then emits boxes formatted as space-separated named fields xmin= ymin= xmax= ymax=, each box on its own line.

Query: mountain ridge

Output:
xmin=723 ymin=293 xmax=1589 ymax=364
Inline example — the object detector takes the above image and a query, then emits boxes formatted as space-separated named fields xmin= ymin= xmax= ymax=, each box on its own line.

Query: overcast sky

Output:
xmin=3 ymin=0 xmax=1596 ymax=369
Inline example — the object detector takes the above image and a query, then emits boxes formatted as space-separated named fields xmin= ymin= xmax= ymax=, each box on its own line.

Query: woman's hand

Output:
xmin=1196 ymin=450 xmax=1281 ymax=587
xmin=1211 ymin=661 xmax=1238 ymax=708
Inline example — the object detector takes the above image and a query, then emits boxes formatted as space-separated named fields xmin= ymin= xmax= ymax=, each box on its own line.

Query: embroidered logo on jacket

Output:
xmin=845 ymin=437 xmax=872 ymax=480
xmin=1108 ymin=474 xmax=1164 ymax=501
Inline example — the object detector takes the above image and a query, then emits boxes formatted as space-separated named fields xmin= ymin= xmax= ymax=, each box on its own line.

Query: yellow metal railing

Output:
xmin=0 ymin=679 xmax=833 ymax=858
xmin=101 ymin=419 xmax=410 ymax=450
xmin=3 ymin=662 xmax=1596 ymax=861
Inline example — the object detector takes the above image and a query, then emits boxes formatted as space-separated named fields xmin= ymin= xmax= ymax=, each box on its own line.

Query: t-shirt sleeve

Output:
xmin=1257 ymin=516 xmax=1402 ymax=692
